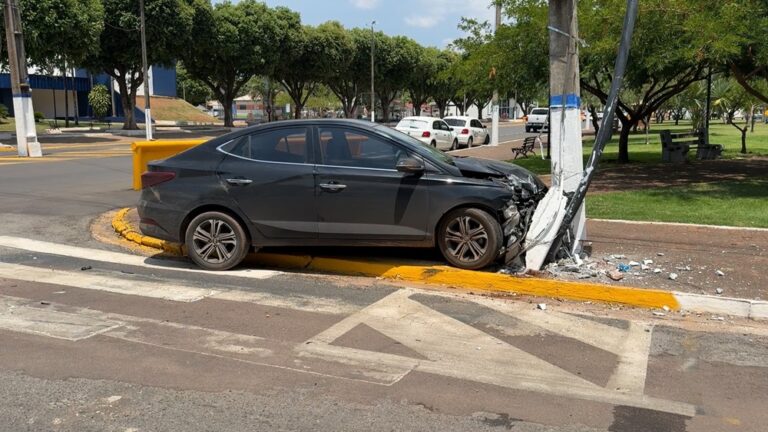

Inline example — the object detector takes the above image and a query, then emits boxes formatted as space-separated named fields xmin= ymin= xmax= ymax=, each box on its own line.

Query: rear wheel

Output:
xmin=431 ymin=140 xmax=437 ymax=147
xmin=185 ymin=211 xmax=249 ymax=271
xmin=450 ymin=139 xmax=458 ymax=150
xmin=484 ymin=134 xmax=490 ymax=144
xmin=525 ymin=126 xmax=530 ymax=133
xmin=437 ymin=208 xmax=502 ymax=270
xmin=467 ymin=137 xmax=473 ymax=148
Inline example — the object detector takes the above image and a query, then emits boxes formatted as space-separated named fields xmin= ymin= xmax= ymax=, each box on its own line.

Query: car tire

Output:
xmin=467 ymin=137 xmax=473 ymax=148
xmin=437 ymin=208 xmax=503 ymax=270
xmin=450 ymin=139 xmax=458 ymax=150
xmin=431 ymin=140 xmax=437 ymax=147
xmin=484 ymin=134 xmax=490 ymax=144
xmin=185 ymin=211 xmax=250 ymax=271
xmin=525 ymin=126 xmax=530 ymax=133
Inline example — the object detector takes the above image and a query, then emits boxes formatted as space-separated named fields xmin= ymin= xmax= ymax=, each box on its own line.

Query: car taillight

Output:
xmin=141 ymin=171 xmax=176 ymax=189
xmin=422 ymin=131 xmax=431 ymax=138
xmin=461 ymin=128 xmax=469 ymax=134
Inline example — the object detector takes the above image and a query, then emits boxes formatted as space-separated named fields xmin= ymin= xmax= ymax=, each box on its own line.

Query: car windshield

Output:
xmin=531 ymin=109 xmax=548 ymax=115
xmin=443 ymin=118 xmax=465 ymax=127
xmin=396 ymin=119 xmax=428 ymax=129
xmin=377 ymin=126 xmax=455 ymax=165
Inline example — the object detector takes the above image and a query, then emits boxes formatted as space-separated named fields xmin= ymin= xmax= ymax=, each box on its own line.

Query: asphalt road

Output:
xmin=1 ymin=135 xmax=767 ymax=431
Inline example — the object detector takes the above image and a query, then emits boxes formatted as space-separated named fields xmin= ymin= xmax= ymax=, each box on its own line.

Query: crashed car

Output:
xmin=138 ymin=119 xmax=546 ymax=271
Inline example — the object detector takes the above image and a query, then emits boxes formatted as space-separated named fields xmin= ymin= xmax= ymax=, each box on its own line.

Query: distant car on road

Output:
xmin=443 ymin=116 xmax=490 ymax=148
xmin=395 ymin=116 xmax=458 ymax=150
xmin=525 ymin=108 xmax=549 ymax=133
xmin=138 ymin=119 xmax=546 ymax=272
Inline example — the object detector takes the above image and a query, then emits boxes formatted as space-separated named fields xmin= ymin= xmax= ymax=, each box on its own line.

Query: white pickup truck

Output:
xmin=524 ymin=108 xmax=549 ymax=133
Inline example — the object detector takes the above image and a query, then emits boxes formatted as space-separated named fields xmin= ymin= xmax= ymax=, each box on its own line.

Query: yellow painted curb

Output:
xmin=111 ymin=208 xmax=184 ymax=255
xmin=111 ymin=207 xmax=680 ymax=311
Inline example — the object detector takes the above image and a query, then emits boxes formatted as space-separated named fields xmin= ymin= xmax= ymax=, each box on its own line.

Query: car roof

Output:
xmin=398 ymin=116 xmax=442 ymax=122
xmin=443 ymin=116 xmax=471 ymax=120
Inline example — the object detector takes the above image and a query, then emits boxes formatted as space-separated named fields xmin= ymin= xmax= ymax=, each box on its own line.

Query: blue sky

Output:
xmin=259 ymin=0 xmax=496 ymax=48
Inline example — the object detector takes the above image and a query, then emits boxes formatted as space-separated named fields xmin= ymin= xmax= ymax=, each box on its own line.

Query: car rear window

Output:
xmin=220 ymin=127 xmax=309 ymax=164
xmin=444 ymin=118 xmax=466 ymax=127
xmin=531 ymin=108 xmax=549 ymax=115
xmin=396 ymin=119 xmax=428 ymax=129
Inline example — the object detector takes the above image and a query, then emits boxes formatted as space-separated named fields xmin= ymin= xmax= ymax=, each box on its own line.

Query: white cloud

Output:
xmin=404 ymin=15 xmax=441 ymax=29
xmin=349 ymin=0 xmax=380 ymax=9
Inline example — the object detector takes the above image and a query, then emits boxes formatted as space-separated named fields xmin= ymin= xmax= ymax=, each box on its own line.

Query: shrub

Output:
xmin=0 ymin=104 xmax=8 ymax=120
xmin=88 ymin=84 xmax=111 ymax=121
xmin=34 ymin=111 xmax=44 ymax=122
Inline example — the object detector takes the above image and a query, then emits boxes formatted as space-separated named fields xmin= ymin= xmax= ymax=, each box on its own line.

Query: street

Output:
xmin=1 ymin=137 xmax=767 ymax=431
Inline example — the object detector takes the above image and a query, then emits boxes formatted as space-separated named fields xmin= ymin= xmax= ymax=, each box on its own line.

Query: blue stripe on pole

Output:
xmin=12 ymin=93 xmax=32 ymax=98
xmin=550 ymin=93 xmax=581 ymax=108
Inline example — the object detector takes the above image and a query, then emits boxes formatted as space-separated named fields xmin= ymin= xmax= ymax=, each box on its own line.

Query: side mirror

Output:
xmin=396 ymin=157 xmax=425 ymax=174
xmin=482 ymin=124 xmax=487 ymax=128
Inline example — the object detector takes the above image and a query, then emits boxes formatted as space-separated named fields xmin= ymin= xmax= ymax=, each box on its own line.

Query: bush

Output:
xmin=0 ymin=104 xmax=8 ymax=120
xmin=88 ymin=84 xmax=111 ymax=121
xmin=34 ymin=111 xmax=44 ymax=122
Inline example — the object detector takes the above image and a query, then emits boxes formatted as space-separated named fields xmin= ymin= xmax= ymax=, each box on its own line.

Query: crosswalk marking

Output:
xmin=0 ymin=236 xmax=281 ymax=280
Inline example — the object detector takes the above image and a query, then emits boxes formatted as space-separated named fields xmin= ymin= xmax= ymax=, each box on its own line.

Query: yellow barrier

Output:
xmin=131 ymin=139 xmax=206 ymax=190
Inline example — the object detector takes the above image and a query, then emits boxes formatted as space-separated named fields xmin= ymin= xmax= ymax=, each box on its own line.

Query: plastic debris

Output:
xmin=653 ymin=268 xmax=663 ymax=274
xmin=641 ymin=264 xmax=650 ymax=271
xmin=643 ymin=259 xmax=653 ymax=265
xmin=537 ymin=303 xmax=547 ymax=311
xmin=617 ymin=263 xmax=631 ymax=272
xmin=611 ymin=254 xmax=626 ymax=259
xmin=669 ymin=272 xmax=679 ymax=281
xmin=715 ymin=288 xmax=724 ymax=295
xmin=716 ymin=270 xmax=725 ymax=277
xmin=662 ymin=305 xmax=671 ymax=312
xmin=652 ymin=311 xmax=665 ymax=317
xmin=628 ymin=261 xmax=641 ymax=267
xmin=657 ymin=252 xmax=665 ymax=256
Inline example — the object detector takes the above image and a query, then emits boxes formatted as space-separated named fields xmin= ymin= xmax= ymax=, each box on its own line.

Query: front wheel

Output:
xmin=467 ymin=137 xmax=473 ymax=148
xmin=185 ymin=211 xmax=249 ymax=271
xmin=450 ymin=139 xmax=458 ymax=150
xmin=484 ymin=134 xmax=490 ymax=144
xmin=430 ymin=140 xmax=437 ymax=147
xmin=437 ymin=208 xmax=503 ymax=270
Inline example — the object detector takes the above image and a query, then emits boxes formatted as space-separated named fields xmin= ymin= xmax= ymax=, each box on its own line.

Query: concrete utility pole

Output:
xmin=3 ymin=0 xmax=42 ymax=157
xmin=370 ymin=21 xmax=376 ymax=123
xmin=548 ymin=0 xmax=585 ymax=254
xmin=140 ymin=0 xmax=153 ymax=140
xmin=524 ymin=0 xmax=585 ymax=270
xmin=490 ymin=2 xmax=501 ymax=146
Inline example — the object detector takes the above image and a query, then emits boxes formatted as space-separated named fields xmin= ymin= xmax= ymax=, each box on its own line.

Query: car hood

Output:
xmin=452 ymin=157 xmax=547 ymax=194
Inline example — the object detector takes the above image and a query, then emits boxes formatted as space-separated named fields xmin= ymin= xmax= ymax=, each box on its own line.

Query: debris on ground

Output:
xmin=662 ymin=305 xmax=671 ymax=312
xmin=617 ymin=263 xmax=631 ymax=272
xmin=643 ymin=259 xmax=654 ymax=265
xmin=652 ymin=311 xmax=666 ymax=317
xmin=607 ymin=270 xmax=624 ymax=281
xmin=715 ymin=288 xmax=724 ymax=295
xmin=537 ymin=303 xmax=547 ymax=311
xmin=669 ymin=273 xmax=679 ymax=281
xmin=628 ymin=261 xmax=640 ymax=267
xmin=716 ymin=270 xmax=725 ymax=277
xmin=80 ymin=265 xmax=92 ymax=271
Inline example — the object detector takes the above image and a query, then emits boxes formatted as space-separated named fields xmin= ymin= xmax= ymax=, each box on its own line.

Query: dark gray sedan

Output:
xmin=138 ymin=119 xmax=546 ymax=271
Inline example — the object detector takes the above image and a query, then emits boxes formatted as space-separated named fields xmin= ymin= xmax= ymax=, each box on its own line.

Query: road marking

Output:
xmin=0 ymin=295 xmax=120 ymax=341
xmin=0 ymin=262 xmax=219 ymax=302
xmin=299 ymin=289 xmax=697 ymax=417
xmin=0 ymin=236 xmax=281 ymax=280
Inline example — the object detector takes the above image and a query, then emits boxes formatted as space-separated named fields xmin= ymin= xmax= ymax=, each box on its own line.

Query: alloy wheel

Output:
xmin=192 ymin=218 xmax=239 ymax=264
xmin=444 ymin=216 xmax=489 ymax=263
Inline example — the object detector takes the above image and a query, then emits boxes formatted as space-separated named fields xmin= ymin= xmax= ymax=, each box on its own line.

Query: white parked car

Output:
xmin=443 ymin=116 xmax=490 ymax=148
xmin=525 ymin=108 xmax=549 ymax=133
xmin=394 ymin=116 xmax=458 ymax=150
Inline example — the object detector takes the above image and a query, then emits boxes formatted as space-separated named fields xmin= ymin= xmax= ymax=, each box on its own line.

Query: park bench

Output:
xmin=511 ymin=136 xmax=537 ymax=159
xmin=660 ymin=129 xmax=723 ymax=162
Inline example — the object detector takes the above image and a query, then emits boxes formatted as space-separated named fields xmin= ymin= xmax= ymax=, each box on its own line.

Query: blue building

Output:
xmin=0 ymin=65 xmax=177 ymax=121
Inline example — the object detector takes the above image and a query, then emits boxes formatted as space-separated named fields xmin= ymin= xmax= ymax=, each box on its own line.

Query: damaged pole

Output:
xmin=547 ymin=0 xmax=586 ymax=255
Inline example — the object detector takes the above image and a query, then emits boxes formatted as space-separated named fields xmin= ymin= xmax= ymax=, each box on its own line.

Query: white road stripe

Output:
xmin=0 ymin=236 xmax=280 ymax=280
xmin=0 ymin=262 xmax=359 ymax=315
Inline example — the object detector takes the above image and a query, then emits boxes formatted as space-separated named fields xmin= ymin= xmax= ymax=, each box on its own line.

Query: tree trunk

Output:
xmin=222 ymin=94 xmax=234 ymax=128
xmin=63 ymin=66 xmax=70 ymax=128
xmin=71 ymin=68 xmax=79 ymax=126
xmin=674 ymin=115 xmax=679 ymax=126
xmin=618 ymin=120 xmax=632 ymax=163
xmin=294 ymin=104 xmax=302 ymax=119
xmin=741 ymin=128 xmax=747 ymax=154
xmin=116 ymin=77 xmax=137 ymax=130
xmin=436 ymin=101 xmax=446 ymax=118
xmin=750 ymin=104 xmax=756 ymax=133
xmin=588 ymin=104 xmax=599 ymax=133
xmin=52 ymin=87 xmax=58 ymax=127
xmin=380 ymin=102 xmax=390 ymax=123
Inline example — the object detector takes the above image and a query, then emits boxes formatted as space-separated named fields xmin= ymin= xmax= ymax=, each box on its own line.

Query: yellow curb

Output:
xmin=111 ymin=208 xmax=184 ymax=255
xmin=111 ymin=207 xmax=680 ymax=311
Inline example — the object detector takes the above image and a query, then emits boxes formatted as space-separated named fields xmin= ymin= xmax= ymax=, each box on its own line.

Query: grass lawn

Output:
xmin=586 ymin=177 xmax=768 ymax=228
xmin=509 ymin=121 xmax=768 ymax=175
xmin=0 ymin=119 xmax=49 ymax=134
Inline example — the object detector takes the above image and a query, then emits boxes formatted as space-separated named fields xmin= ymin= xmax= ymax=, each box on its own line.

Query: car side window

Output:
xmin=471 ymin=120 xmax=481 ymax=128
xmin=319 ymin=127 xmax=403 ymax=170
xmin=441 ymin=122 xmax=451 ymax=131
xmin=222 ymin=127 xmax=309 ymax=164
xmin=432 ymin=121 xmax=441 ymax=130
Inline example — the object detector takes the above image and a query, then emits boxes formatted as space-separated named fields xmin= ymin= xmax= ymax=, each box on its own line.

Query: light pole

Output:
xmin=370 ymin=20 xmax=376 ymax=123
xmin=140 ymin=0 xmax=153 ymax=140
xmin=490 ymin=2 xmax=501 ymax=146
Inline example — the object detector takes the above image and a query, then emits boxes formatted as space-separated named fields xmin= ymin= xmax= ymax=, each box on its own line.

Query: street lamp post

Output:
xmin=140 ymin=0 xmax=153 ymax=140
xmin=370 ymin=20 xmax=376 ymax=123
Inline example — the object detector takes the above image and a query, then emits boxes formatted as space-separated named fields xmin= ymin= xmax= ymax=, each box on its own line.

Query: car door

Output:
xmin=471 ymin=119 xmax=485 ymax=141
xmin=439 ymin=120 xmax=454 ymax=147
xmin=216 ymin=126 xmax=317 ymax=239
xmin=315 ymin=125 xmax=430 ymax=241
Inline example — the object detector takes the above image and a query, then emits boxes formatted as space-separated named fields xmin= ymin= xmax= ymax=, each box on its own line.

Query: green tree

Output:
xmin=406 ymin=46 xmax=439 ymax=116
xmin=88 ymin=84 xmax=111 ymax=120
xmin=712 ymin=78 xmax=759 ymax=154
xmin=429 ymin=50 xmax=460 ymax=118
xmin=183 ymin=1 xmax=297 ymax=127
xmin=84 ymin=0 xmax=193 ymax=129
xmin=323 ymin=25 xmax=368 ymax=118
xmin=373 ymin=34 xmax=420 ymax=122
xmin=176 ymin=64 xmax=211 ymax=107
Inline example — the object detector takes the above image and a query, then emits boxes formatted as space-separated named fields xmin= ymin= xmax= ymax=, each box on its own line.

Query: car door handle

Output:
xmin=226 ymin=178 xmax=253 ymax=186
xmin=319 ymin=182 xmax=347 ymax=192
